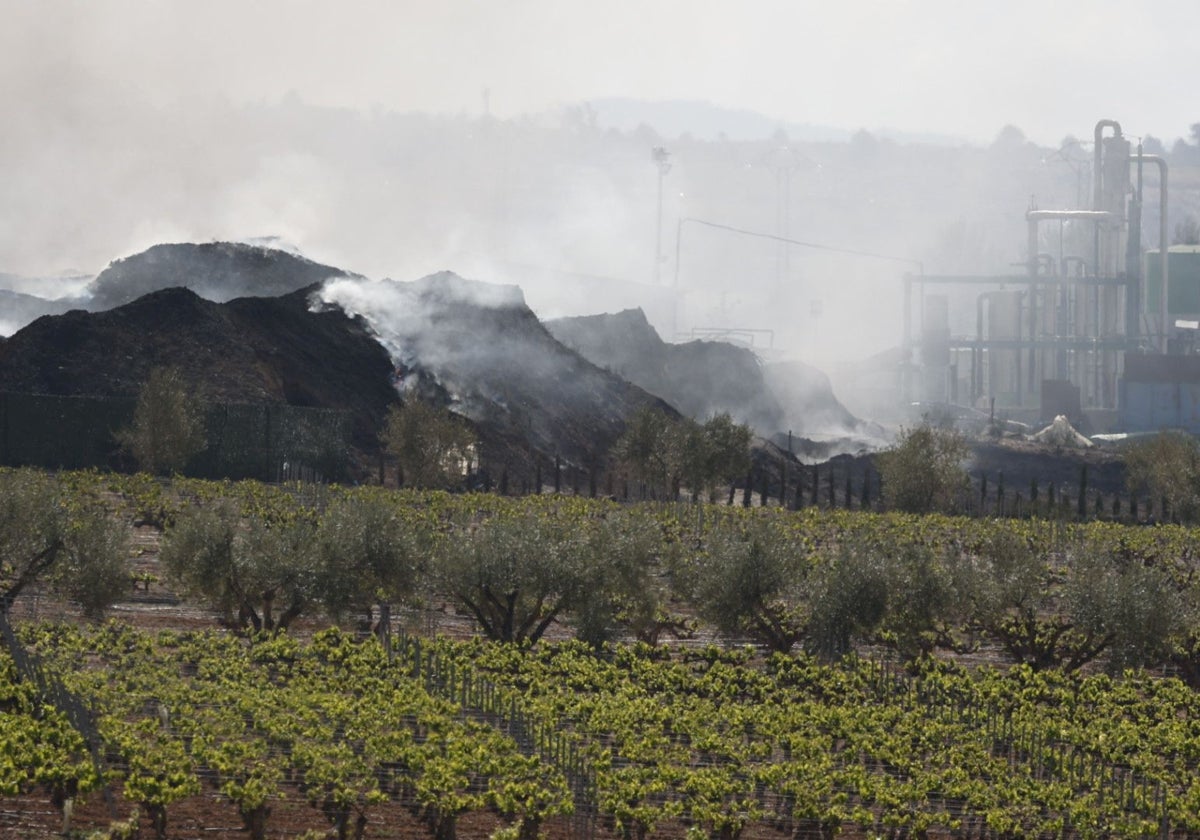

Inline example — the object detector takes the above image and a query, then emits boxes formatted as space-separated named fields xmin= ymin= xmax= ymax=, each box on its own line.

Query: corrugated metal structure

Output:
xmin=1120 ymin=355 xmax=1200 ymax=433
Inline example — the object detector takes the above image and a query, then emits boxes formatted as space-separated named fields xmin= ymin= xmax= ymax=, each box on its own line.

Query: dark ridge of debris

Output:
xmin=0 ymin=285 xmax=398 ymax=455
xmin=546 ymin=307 xmax=785 ymax=432
xmin=0 ymin=253 xmax=677 ymax=483
xmin=86 ymin=241 xmax=360 ymax=311
xmin=373 ymin=275 xmax=678 ymax=471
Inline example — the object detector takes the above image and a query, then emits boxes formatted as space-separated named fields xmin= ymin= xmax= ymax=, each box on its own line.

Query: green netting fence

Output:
xmin=0 ymin=392 xmax=350 ymax=482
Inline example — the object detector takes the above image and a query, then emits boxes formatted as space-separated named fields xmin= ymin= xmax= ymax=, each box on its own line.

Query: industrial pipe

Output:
xmin=1093 ymin=119 xmax=1122 ymax=210
xmin=1131 ymin=153 xmax=1169 ymax=351
xmin=1027 ymin=210 xmax=1114 ymax=223
xmin=1093 ymin=120 xmax=1122 ymax=276
xmin=1026 ymin=210 xmax=1114 ymax=396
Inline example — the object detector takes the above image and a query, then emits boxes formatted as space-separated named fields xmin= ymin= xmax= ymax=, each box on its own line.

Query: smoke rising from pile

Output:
xmin=319 ymin=272 xmax=526 ymax=375
xmin=0 ymin=93 xmax=1130 ymax=428
xmin=6 ymin=2 xmax=1182 ymax=430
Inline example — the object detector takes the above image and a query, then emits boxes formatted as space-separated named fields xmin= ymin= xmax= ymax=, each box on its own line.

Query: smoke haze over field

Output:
xmin=6 ymin=0 xmax=1200 ymax=405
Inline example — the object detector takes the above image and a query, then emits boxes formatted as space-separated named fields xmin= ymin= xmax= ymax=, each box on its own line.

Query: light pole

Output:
xmin=762 ymin=143 xmax=804 ymax=295
xmin=652 ymin=146 xmax=672 ymax=285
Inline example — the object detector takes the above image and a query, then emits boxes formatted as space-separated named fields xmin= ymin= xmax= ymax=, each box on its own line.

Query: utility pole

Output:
xmin=652 ymin=146 xmax=672 ymax=285
xmin=763 ymin=142 xmax=801 ymax=295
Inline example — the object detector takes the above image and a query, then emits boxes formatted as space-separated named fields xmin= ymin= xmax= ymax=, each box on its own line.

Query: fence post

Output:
xmin=1076 ymin=465 xmax=1088 ymax=519
xmin=263 ymin=404 xmax=272 ymax=480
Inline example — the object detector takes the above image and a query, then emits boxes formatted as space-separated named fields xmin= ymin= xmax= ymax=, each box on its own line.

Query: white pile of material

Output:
xmin=1033 ymin=415 xmax=1093 ymax=448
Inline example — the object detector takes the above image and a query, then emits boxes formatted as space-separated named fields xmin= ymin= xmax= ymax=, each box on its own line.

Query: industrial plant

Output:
xmin=906 ymin=119 xmax=1200 ymax=434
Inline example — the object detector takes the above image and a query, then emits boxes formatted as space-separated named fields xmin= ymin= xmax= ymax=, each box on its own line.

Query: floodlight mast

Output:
xmin=652 ymin=146 xmax=672 ymax=286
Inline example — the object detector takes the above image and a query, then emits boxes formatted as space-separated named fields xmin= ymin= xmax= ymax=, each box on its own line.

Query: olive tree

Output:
xmin=1067 ymin=546 xmax=1186 ymax=674
xmin=0 ymin=469 xmax=67 ymax=606
xmin=160 ymin=501 xmax=319 ymax=634
xmin=380 ymin=400 xmax=477 ymax=490
xmin=570 ymin=511 xmax=681 ymax=647
xmin=116 ymin=367 xmax=206 ymax=475
xmin=876 ymin=422 xmax=970 ymax=514
xmin=963 ymin=529 xmax=1174 ymax=672
xmin=612 ymin=407 xmax=681 ymax=499
xmin=315 ymin=490 xmax=431 ymax=635
xmin=877 ymin=542 xmax=978 ymax=661
xmin=684 ymin=520 xmax=809 ymax=653
xmin=1124 ymin=430 xmax=1200 ymax=523
xmin=615 ymin=409 xmax=751 ymax=502
xmin=434 ymin=510 xmax=590 ymax=645
xmin=0 ymin=469 xmax=129 ymax=617
xmin=50 ymin=501 xmax=132 ymax=619
xmin=677 ymin=414 xmax=753 ymax=502
xmin=805 ymin=541 xmax=890 ymax=660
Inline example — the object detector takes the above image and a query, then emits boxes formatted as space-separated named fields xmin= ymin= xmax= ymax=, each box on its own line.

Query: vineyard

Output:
xmin=6 ymin=625 xmax=1200 ymax=839
xmin=2 ymin=469 xmax=1200 ymax=838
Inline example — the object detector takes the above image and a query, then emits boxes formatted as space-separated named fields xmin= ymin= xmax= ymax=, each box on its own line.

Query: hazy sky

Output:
xmin=6 ymin=0 xmax=1199 ymax=147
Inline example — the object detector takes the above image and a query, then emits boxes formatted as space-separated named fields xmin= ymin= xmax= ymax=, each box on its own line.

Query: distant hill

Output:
xmin=585 ymin=97 xmax=851 ymax=142
xmin=584 ymin=97 xmax=969 ymax=145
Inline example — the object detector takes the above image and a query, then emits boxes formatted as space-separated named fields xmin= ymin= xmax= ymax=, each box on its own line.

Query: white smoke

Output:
xmin=317 ymin=271 xmax=525 ymax=374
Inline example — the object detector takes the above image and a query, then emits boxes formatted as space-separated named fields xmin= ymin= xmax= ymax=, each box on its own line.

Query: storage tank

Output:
xmin=1144 ymin=245 xmax=1200 ymax=320
xmin=987 ymin=290 xmax=1023 ymax=405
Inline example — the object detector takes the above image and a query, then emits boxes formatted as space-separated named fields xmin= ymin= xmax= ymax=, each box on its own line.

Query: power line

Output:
xmin=669 ymin=216 xmax=924 ymax=342
xmin=674 ymin=217 xmax=923 ymax=275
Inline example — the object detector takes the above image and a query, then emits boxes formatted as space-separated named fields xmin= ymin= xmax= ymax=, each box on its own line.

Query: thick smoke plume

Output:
xmin=318 ymin=272 xmax=526 ymax=384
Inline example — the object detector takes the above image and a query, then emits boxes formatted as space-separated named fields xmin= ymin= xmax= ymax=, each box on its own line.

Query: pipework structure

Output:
xmin=903 ymin=119 xmax=1170 ymax=425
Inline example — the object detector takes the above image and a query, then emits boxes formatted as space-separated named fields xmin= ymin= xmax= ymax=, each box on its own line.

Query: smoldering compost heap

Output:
xmin=0 ymin=242 xmax=881 ymax=481
xmin=0 ymin=245 xmax=671 ymax=478
xmin=546 ymin=308 xmax=874 ymax=447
